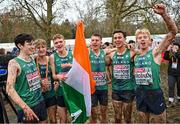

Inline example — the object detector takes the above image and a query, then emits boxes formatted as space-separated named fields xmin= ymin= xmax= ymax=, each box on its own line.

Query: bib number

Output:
xmin=135 ymin=67 xmax=153 ymax=85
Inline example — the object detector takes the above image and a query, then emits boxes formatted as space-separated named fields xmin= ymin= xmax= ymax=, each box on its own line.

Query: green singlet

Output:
xmin=134 ymin=50 xmax=161 ymax=90
xmin=112 ymin=49 xmax=135 ymax=91
xmin=89 ymin=49 xmax=108 ymax=90
xmin=37 ymin=60 xmax=55 ymax=99
xmin=54 ymin=51 xmax=73 ymax=96
xmin=14 ymin=57 xmax=43 ymax=110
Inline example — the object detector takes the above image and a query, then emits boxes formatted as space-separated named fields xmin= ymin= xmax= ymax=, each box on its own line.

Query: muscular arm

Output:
xmin=130 ymin=50 xmax=136 ymax=61
xmin=153 ymin=4 xmax=178 ymax=57
xmin=6 ymin=59 xmax=39 ymax=121
xmin=49 ymin=54 xmax=58 ymax=81
xmin=104 ymin=48 xmax=117 ymax=55
xmin=153 ymin=4 xmax=178 ymax=64
xmin=6 ymin=59 xmax=27 ymax=109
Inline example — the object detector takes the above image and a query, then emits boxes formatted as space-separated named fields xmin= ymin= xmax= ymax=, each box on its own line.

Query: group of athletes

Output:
xmin=5 ymin=3 xmax=178 ymax=123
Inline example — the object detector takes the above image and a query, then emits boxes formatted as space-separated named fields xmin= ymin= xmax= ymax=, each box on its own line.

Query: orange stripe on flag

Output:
xmin=73 ymin=21 xmax=95 ymax=94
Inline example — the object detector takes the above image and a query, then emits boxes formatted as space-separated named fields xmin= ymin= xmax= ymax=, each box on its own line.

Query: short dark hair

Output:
xmin=14 ymin=33 xmax=34 ymax=49
xmin=104 ymin=42 xmax=110 ymax=46
xmin=128 ymin=40 xmax=135 ymax=44
xmin=91 ymin=33 xmax=102 ymax=40
xmin=173 ymin=41 xmax=180 ymax=48
xmin=113 ymin=30 xmax=126 ymax=38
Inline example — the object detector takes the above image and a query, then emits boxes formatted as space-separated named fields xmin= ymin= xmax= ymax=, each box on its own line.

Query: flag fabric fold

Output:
xmin=62 ymin=21 xmax=95 ymax=123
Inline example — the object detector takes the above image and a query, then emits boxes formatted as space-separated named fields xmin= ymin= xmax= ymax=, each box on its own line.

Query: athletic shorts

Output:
xmin=91 ymin=90 xmax=108 ymax=107
xmin=57 ymin=95 xmax=66 ymax=107
xmin=17 ymin=101 xmax=47 ymax=123
xmin=44 ymin=96 xmax=57 ymax=108
xmin=136 ymin=88 xmax=166 ymax=115
xmin=112 ymin=90 xmax=135 ymax=103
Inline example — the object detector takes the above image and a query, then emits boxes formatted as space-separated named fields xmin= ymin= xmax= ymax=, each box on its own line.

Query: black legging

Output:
xmin=168 ymin=75 xmax=180 ymax=99
xmin=0 ymin=99 xmax=4 ymax=123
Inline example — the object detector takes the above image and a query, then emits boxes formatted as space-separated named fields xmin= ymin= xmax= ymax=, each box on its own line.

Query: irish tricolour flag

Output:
xmin=62 ymin=21 xmax=95 ymax=123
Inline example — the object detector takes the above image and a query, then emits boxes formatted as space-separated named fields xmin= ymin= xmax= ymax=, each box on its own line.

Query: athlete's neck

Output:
xmin=117 ymin=46 xmax=126 ymax=55
xmin=58 ymin=50 xmax=67 ymax=57
xmin=18 ymin=52 xmax=31 ymax=61
xmin=139 ymin=48 xmax=149 ymax=55
xmin=92 ymin=49 xmax=100 ymax=56
xmin=37 ymin=56 xmax=47 ymax=64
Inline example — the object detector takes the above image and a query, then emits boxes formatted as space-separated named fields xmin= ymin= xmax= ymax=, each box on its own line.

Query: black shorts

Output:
xmin=112 ymin=90 xmax=135 ymax=103
xmin=17 ymin=101 xmax=47 ymax=123
xmin=44 ymin=96 xmax=57 ymax=108
xmin=91 ymin=90 xmax=108 ymax=107
xmin=57 ymin=95 xmax=66 ymax=107
xmin=136 ymin=88 xmax=166 ymax=115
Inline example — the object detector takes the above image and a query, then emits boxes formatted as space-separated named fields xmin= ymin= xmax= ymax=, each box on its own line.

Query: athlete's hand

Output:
xmin=22 ymin=105 xmax=39 ymax=121
xmin=54 ymin=81 xmax=59 ymax=91
xmin=41 ymin=79 xmax=50 ymax=92
xmin=125 ymin=43 xmax=135 ymax=51
xmin=153 ymin=4 xmax=166 ymax=15
xmin=61 ymin=63 xmax=72 ymax=68
xmin=167 ymin=44 xmax=173 ymax=51
xmin=172 ymin=45 xmax=178 ymax=53
xmin=57 ymin=74 xmax=68 ymax=81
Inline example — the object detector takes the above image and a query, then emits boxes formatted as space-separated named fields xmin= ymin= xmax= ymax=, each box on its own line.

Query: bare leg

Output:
xmin=90 ymin=107 xmax=99 ymax=123
xmin=113 ymin=100 xmax=123 ymax=123
xmin=153 ymin=111 xmax=166 ymax=123
xmin=138 ymin=111 xmax=150 ymax=123
xmin=47 ymin=105 xmax=57 ymax=123
xmin=123 ymin=102 xmax=133 ymax=123
xmin=57 ymin=106 xmax=67 ymax=123
xmin=100 ymin=105 xmax=108 ymax=123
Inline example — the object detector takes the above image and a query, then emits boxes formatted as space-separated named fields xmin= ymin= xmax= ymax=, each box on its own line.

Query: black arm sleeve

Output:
xmin=174 ymin=52 xmax=180 ymax=59
xmin=164 ymin=51 xmax=171 ymax=60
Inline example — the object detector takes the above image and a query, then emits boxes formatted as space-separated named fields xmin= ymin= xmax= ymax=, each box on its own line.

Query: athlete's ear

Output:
xmin=17 ymin=43 xmax=23 ymax=50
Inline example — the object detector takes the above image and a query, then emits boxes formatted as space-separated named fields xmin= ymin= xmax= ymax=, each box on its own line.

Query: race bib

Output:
xmin=26 ymin=71 xmax=41 ymax=91
xmin=135 ymin=67 xmax=153 ymax=85
xmin=172 ymin=62 xmax=177 ymax=69
xmin=92 ymin=72 xmax=106 ymax=86
xmin=113 ymin=65 xmax=130 ymax=79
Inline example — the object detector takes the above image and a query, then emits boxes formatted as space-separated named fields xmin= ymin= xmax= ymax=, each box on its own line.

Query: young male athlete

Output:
xmin=108 ymin=30 xmax=136 ymax=123
xmin=6 ymin=33 xmax=47 ymax=123
xmin=134 ymin=4 xmax=177 ymax=123
xmin=34 ymin=39 xmax=57 ymax=122
xmin=89 ymin=33 xmax=110 ymax=123
xmin=50 ymin=34 xmax=73 ymax=123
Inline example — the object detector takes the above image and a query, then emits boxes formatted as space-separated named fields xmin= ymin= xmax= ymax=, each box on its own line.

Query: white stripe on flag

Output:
xmin=66 ymin=58 xmax=91 ymax=116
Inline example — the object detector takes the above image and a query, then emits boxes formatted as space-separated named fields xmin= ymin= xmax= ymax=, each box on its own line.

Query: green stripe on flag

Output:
xmin=62 ymin=82 xmax=89 ymax=123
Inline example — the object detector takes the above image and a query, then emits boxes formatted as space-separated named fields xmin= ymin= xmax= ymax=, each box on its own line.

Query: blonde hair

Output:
xmin=135 ymin=28 xmax=151 ymax=39
xmin=34 ymin=39 xmax=47 ymax=47
xmin=52 ymin=34 xmax=64 ymax=41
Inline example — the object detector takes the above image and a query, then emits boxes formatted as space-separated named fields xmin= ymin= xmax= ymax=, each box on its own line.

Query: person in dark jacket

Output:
xmin=164 ymin=41 xmax=180 ymax=107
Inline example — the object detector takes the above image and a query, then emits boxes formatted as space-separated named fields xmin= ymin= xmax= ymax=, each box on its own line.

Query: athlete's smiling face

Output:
xmin=18 ymin=40 xmax=35 ymax=55
xmin=35 ymin=44 xmax=47 ymax=57
xmin=53 ymin=38 xmax=65 ymax=52
xmin=113 ymin=33 xmax=126 ymax=48
xmin=90 ymin=36 xmax=102 ymax=50
xmin=136 ymin=32 xmax=151 ymax=50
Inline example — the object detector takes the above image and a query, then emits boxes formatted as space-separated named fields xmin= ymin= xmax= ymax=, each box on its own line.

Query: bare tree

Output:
xmin=12 ymin=0 xmax=69 ymax=46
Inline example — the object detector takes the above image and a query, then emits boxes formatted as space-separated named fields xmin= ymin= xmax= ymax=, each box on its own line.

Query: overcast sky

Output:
xmin=0 ymin=0 xmax=87 ymax=22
